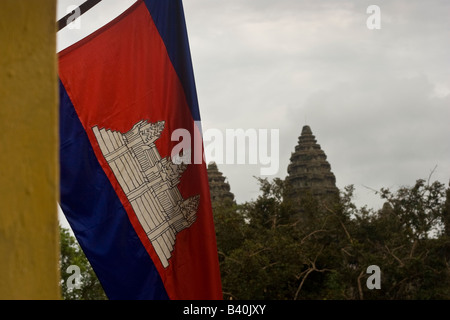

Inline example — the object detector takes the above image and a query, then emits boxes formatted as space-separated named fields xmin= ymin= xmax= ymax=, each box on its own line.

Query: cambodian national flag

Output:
xmin=58 ymin=0 xmax=222 ymax=299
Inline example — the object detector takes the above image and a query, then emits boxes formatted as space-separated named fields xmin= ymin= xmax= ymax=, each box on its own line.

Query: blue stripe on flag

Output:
xmin=143 ymin=0 xmax=201 ymax=122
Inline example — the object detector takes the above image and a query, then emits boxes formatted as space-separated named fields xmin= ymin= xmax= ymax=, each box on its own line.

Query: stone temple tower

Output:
xmin=207 ymin=162 xmax=235 ymax=205
xmin=285 ymin=125 xmax=339 ymax=210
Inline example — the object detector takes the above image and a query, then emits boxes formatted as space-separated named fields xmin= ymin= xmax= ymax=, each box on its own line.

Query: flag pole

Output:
xmin=57 ymin=0 xmax=102 ymax=31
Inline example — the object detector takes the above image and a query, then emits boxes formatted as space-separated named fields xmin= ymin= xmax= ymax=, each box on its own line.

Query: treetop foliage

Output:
xmin=59 ymin=177 xmax=450 ymax=300
xmin=214 ymin=177 xmax=450 ymax=300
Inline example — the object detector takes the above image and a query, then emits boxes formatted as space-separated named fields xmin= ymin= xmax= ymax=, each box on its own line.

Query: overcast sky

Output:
xmin=57 ymin=0 xmax=450 ymax=220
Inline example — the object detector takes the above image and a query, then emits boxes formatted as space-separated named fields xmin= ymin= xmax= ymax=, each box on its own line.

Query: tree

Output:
xmin=217 ymin=177 xmax=347 ymax=299
xmin=58 ymin=176 xmax=450 ymax=299
xmin=59 ymin=226 xmax=107 ymax=300
xmin=214 ymin=177 xmax=450 ymax=300
xmin=361 ymin=179 xmax=450 ymax=299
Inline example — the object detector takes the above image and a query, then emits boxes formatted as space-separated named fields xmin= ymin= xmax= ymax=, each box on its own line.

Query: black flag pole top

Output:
xmin=57 ymin=0 xmax=102 ymax=31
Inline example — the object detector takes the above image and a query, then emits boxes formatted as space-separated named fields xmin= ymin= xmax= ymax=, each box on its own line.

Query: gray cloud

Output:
xmin=57 ymin=0 xmax=450 ymax=210
xmin=184 ymin=0 xmax=450 ymax=208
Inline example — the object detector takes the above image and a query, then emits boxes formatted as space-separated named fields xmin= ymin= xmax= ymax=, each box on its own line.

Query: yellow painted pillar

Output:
xmin=0 ymin=1 xmax=60 ymax=299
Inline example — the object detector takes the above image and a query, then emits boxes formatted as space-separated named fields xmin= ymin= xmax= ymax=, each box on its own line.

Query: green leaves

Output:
xmin=215 ymin=177 xmax=450 ymax=300
xmin=58 ymin=176 xmax=450 ymax=300
xmin=59 ymin=226 xmax=107 ymax=300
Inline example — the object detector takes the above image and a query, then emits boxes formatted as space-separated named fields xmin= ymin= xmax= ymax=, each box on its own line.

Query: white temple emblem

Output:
xmin=92 ymin=120 xmax=199 ymax=268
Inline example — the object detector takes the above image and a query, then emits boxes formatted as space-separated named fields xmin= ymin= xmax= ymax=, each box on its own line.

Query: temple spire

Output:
xmin=285 ymin=125 xmax=339 ymax=211
xmin=207 ymin=162 xmax=235 ymax=206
